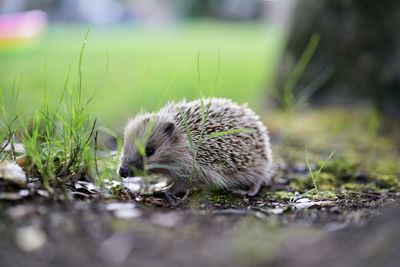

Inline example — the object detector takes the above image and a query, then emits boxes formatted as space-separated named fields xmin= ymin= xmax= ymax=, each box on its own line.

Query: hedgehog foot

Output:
xmin=232 ymin=181 xmax=262 ymax=197
xmin=164 ymin=189 xmax=190 ymax=206
xmin=247 ymin=182 xmax=263 ymax=196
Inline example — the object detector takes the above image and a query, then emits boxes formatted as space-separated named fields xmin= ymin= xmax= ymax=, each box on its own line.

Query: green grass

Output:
xmin=0 ymin=21 xmax=282 ymax=126
xmin=305 ymin=150 xmax=336 ymax=194
xmin=1 ymin=32 xmax=98 ymax=193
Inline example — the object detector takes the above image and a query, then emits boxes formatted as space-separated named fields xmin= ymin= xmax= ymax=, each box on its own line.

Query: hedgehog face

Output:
xmin=119 ymin=114 xmax=178 ymax=178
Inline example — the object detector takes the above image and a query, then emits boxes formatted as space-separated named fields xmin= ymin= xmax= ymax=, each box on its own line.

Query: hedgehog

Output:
xmin=119 ymin=98 xmax=273 ymax=196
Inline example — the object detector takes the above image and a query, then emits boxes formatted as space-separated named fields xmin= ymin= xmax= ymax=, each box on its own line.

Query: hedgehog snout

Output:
xmin=119 ymin=157 xmax=144 ymax=177
xmin=119 ymin=166 xmax=131 ymax=178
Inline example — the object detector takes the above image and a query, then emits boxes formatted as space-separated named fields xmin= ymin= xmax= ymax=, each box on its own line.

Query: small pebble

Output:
xmin=16 ymin=225 xmax=47 ymax=252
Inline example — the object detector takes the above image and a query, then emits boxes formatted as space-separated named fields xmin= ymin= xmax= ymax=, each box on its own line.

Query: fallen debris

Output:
xmin=0 ymin=160 xmax=27 ymax=186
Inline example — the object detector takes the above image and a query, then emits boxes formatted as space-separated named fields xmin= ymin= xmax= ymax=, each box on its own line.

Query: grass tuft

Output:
xmin=0 ymin=31 xmax=98 ymax=193
xmin=293 ymin=150 xmax=336 ymax=199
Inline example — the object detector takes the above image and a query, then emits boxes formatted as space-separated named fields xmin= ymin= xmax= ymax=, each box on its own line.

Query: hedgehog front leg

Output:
xmin=164 ymin=185 xmax=191 ymax=206
xmin=168 ymin=179 xmax=190 ymax=195
xmin=232 ymin=179 xmax=263 ymax=197
xmin=247 ymin=180 xmax=264 ymax=196
xmin=232 ymin=166 xmax=273 ymax=196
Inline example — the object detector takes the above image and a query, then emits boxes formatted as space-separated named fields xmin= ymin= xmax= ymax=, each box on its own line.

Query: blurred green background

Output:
xmin=2 ymin=0 xmax=399 ymax=128
xmin=0 ymin=22 xmax=282 ymax=126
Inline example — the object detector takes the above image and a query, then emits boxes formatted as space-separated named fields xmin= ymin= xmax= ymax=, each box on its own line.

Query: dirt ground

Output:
xmin=0 ymin=191 xmax=399 ymax=267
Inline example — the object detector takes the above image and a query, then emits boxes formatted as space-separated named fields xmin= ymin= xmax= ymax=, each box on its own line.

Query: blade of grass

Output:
xmin=305 ymin=152 xmax=318 ymax=193
xmin=78 ymin=28 xmax=91 ymax=106
xmin=305 ymin=150 xmax=336 ymax=194
xmin=283 ymin=33 xmax=320 ymax=109
xmin=179 ymin=110 xmax=195 ymax=156
xmin=207 ymin=128 xmax=256 ymax=138
xmin=315 ymin=150 xmax=336 ymax=179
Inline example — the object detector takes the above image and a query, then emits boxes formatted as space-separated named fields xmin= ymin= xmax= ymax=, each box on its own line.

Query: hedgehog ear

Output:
xmin=163 ymin=121 xmax=175 ymax=136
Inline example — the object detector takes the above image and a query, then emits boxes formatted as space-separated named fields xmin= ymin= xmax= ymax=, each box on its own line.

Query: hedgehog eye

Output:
xmin=146 ymin=146 xmax=155 ymax=157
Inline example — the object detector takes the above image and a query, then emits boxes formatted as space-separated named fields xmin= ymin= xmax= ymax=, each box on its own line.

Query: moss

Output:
xmin=324 ymin=158 xmax=359 ymax=176
xmin=316 ymin=173 xmax=338 ymax=190
xmin=265 ymin=191 xmax=296 ymax=201
xmin=374 ymin=174 xmax=399 ymax=190
xmin=289 ymin=172 xmax=337 ymax=192
xmin=373 ymin=159 xmax=400 ymax=176
xmin=188 ymin=187 xmax=240 ymax=205
xmin=207 ymin=190 xmax=237 ymax=204
xmin=289 ymin=175 xmax=314 ymax=191
xmin=306 ymin=191 xmax=338 ymax=200
xmin=341 ymin=182 xmax=380 ymax=192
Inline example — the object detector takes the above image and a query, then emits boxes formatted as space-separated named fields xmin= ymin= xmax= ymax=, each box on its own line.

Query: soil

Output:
xmin=0 ymin=190 xmax=399 ymax=267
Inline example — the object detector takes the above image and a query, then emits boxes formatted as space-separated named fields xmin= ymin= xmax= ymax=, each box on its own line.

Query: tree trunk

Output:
xmin=274 ymin=0 xmax=400 ymax=116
